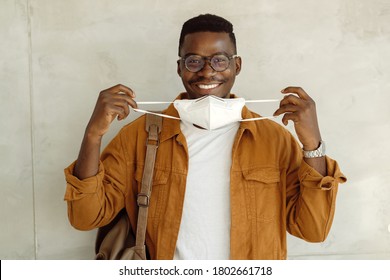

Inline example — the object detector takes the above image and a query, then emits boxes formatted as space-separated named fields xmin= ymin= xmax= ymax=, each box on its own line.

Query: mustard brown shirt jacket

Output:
xmin=64 ymin=93 xmax=347 ymax=260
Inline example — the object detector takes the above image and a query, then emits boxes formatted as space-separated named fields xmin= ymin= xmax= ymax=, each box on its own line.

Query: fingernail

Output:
xmin=281 ymin=88 xmax=286 ymax=93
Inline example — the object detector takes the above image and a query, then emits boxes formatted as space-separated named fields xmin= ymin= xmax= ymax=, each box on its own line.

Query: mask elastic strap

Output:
xmin=137 ymin=99 xmax=280 ymax=105
xmin=133 ymin=108 xmax=277 ymax=122
xmin=136 ymin=101 xmax=173 ymax=105
xmin=240 ymin=116 xmax=277 ymax=122
xmin=132 ymin=108 xmax=180 ymax=120
xmin=239 ymin=99 xmax=279 ymax=121
xmin=245 ymin=99 xmax=280 ymax=103
xmin=133 ymin=98 xmax=280 ymax=121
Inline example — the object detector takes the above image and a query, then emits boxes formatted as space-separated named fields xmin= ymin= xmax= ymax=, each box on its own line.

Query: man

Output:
xmin=64 ymin=14 xmax=346 ymax=259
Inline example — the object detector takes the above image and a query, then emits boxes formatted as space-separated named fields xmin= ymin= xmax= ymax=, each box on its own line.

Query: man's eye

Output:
xmin=188 ymin=59 xmax=201 ymax=64
xmin=213 ymin=57 xmax=228 ymax=63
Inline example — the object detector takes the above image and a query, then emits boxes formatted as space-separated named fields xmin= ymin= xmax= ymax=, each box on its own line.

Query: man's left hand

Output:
xmin=273 ymin=86 xmax=322 ymax=151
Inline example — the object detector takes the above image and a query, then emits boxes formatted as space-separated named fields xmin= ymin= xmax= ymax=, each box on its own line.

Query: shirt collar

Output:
xmin=239 ymin=105 xmax=261 ymax=140
xmin=159 ymin=93 xmax=185 ymax=143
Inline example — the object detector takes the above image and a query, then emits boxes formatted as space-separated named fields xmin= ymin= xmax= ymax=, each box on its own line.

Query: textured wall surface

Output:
xmin=1 ymin=0 xmax=389 ymax=259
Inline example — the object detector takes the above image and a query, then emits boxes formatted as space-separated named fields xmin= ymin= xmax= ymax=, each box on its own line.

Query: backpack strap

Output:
xmin=134 ymin=113 xmax=162 ymax=259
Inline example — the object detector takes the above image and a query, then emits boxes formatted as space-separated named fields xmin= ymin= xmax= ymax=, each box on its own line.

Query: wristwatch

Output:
xmin=303 ymin=140 xmax=326 ymax=158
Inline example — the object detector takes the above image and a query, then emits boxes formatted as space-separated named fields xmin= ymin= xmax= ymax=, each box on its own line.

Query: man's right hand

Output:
xmin=74 ymin=84 xmax=137 ymax=180
xmin=86 ymin=84 xmax=138 ymax=138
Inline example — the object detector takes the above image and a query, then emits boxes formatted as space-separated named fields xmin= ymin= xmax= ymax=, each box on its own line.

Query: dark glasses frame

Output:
xmin=179 ymin=54 xmax=239 ymax=73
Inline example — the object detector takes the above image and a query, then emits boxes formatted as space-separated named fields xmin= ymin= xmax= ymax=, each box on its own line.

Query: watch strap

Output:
xmin=303 ymin=140 xmax=325 ymax=158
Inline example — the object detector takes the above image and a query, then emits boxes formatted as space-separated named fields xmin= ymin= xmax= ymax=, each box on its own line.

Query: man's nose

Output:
xmin=197 ymin=60 xmax=216 ymax=77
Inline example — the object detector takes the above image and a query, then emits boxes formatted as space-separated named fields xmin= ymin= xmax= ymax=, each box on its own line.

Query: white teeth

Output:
xmin=198 ymin=84 xmax=219 ymax=89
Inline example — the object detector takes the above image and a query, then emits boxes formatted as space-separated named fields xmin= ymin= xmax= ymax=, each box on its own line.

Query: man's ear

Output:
xmin=235 ymin=56 xmax=242 ymax=75
xmin=177 ymin=60 xmax=182 ymax=77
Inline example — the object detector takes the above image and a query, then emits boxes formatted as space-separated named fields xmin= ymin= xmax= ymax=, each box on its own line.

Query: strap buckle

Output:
xmin=137 ymin=193 xmax=150 ymax=207
xmin=145 ymin=123 xmax=160 ymax=147
xmin=146 ymin=135 xmax=160 ymax=148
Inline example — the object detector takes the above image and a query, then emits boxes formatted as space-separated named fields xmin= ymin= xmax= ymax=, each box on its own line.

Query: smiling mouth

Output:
xmin=196 ymin=84 xmax=221 ymax=90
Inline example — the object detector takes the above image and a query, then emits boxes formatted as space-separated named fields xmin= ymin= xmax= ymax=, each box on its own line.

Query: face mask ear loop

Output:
xmin=240 ymin=116 xmax=277 ymax=122
xmin=133 ymin=101 xmax=180 ymax=120
xmin=136 ymin=101 xmax=174 ymax=105
xmin=244 ymin=99 xmax=280 ymax=103
xmin=240 ymin=99 xmax=280 ymax=121
xmin=132 ymin=108 xmax=181 ymax=120
xmin=134 ymin=98 xmax=280 ymax=122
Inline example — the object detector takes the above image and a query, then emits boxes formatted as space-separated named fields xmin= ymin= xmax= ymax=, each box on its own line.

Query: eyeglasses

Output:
xmin=180 ymin=54 xmax=238 ymax=73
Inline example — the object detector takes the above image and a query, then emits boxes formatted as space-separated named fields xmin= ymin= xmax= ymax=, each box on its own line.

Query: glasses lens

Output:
xmin=184 ymin=55 xmax=204 ymax=72
xmin=210 ymin=55 xmax=230 ymax=71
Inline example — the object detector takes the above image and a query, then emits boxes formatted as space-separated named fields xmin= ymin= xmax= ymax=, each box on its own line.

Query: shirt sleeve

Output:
xmin=285 ymin=137 xmax=347 ymax=242
xmin=63 ymin=131 xmax=129 ymax=231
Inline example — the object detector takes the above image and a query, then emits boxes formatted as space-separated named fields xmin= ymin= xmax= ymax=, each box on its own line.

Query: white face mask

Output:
xmin=173 ymin=95 xmax=245 ymax=130
xmin=134 ymin=96 xmax=278 ymax=130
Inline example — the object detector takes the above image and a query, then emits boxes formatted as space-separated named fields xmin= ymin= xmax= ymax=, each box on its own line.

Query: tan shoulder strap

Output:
xmin=134 ymin=113 xmax=162 ymax=259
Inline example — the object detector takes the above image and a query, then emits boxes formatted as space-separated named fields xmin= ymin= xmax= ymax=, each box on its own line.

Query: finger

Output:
xmin=113 ymin=100 xmax=130 ymax=120
xmin=273 ymin=104 xmax=299 ymax=116
xmin=100 ymin=84 xmax=136 ymax=105
xmin=281 ymin=112 xmax=299 ymax=126
xmin=117 ymin=110 xmax=126 ymax=121
xmin=106 ymin=84 xmax=136 ymax=98
xmin=281 ymin=86 xmax=310 ymax=100
xmin=117 ymin=84 xmax=136 ymax=98
xmin=127 ymin=97 xmax=138 ymax=109
xmin=101 ymin=103 xmax=125 ymax=122
xmin=114 ymin=105 xmax=131 ymax=121
xmin=113 ymin=94 xmax=138 ymax=109
xmin=279 ymin=94 xmax=303 ymax=107
xmin=112 ymin=97 xmax=141 ymax=120
xmin=116 ymin=109 xmax=125 ymax=121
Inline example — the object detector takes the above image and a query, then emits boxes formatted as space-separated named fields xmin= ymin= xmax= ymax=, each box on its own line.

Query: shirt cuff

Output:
xmin=63 ymin=161 xmax=105 ymax=201
xmin=298 ymin=156 xmax=347 ymax=190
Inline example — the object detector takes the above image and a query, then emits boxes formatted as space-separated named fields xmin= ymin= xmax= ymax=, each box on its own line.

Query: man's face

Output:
xmin=177 ymin=32 xmax=241 ymax=99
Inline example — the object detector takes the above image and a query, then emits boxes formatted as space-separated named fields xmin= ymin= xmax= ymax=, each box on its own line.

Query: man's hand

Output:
xmin=86 ymin=84 xmax=138 ymax=138
xmin=74 ymin=84 xmax=137 ymax=180
xmin=273 ymin=86 xmax=322 ymax=151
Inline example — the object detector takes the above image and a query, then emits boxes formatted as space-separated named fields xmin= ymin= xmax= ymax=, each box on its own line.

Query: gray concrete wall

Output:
xmin=1 ymin=0 xmax=389 ymax=259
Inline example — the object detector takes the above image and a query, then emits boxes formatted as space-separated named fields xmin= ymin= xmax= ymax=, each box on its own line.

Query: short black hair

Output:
xmin=178 ymin=14 xmax=237 ymax=56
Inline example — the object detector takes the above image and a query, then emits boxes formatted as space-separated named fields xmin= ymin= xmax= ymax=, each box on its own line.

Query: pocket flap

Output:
xmin=135 ymin=166 xmax=170 ymax=186
xmin=152 ymin=169 xmax=170 ymax=185
xmin=242 ymin=168 xmax=280 ymax=184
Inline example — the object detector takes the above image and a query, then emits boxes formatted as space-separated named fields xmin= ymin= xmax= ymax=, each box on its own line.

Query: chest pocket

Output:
xmin=242 ymin=168 xmax=281 ymax=223
xmin=135 ymin=166 xmax=170 ymax=220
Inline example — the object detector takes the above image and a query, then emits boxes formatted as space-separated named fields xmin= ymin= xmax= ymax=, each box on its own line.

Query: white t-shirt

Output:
xmin=173 ymin=121 xmax=240 ymax=260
